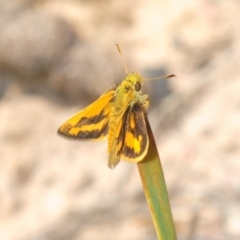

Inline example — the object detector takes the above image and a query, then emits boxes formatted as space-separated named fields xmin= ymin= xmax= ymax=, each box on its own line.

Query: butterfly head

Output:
xmin=124 ymin=72 xmax=144 ymax=92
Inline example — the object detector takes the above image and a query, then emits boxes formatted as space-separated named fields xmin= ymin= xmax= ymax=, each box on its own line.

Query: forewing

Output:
xmin=121 ymin=103 xmax=149 ymax=162
xmin=58 ymin=89 xmax=115 ymax=140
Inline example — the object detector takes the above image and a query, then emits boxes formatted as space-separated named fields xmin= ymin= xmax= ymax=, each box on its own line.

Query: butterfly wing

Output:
xmin=108 ymin=103 xmax=149 ymax=168
xmin=108 ymin=110 xmax=128 ymax=168
xmin=58 ymin=89 xmax=115 ymax=140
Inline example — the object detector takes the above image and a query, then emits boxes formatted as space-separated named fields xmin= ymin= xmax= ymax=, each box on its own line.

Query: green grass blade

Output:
xmin=137 ymin=118 xmax=177 ymax=240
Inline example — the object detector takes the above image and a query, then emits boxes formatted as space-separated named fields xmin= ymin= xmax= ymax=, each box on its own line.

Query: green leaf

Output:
xmin=137 ymin=117 xmax=177 ymax=240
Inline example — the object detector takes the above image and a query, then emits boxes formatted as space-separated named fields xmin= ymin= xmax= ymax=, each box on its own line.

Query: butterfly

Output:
xmin=58 ymin=45 xmax=175 ymax=168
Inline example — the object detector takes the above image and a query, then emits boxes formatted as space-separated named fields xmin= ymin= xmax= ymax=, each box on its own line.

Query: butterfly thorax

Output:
xmin=107 ymin=72 xmax=149 ymax=162
xmin=109 ymin=72 xmax=143 ymax=123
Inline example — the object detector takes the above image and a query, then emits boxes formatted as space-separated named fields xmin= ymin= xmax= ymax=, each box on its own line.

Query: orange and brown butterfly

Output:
xmin=57 ymin=45 xmax=175 ymax=168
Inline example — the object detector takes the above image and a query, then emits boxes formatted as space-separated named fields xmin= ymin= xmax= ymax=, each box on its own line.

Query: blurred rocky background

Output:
xmin=1 ymin=0 xmax=240 ymax=239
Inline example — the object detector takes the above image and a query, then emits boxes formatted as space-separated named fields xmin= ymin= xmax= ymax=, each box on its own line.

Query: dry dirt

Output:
xmin=1 ymin=1 xmax=240 ymax=240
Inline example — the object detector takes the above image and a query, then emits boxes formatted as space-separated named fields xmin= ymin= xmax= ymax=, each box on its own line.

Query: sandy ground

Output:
xmin=0 ymin=1 xmax=240 ymax=240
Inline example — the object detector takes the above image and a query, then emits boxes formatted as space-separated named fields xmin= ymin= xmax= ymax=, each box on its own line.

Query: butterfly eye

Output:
xmin=134 ymin=82 xmax=141 ymax=91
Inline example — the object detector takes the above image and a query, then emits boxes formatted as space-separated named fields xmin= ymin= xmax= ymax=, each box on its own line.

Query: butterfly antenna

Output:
xmin=116 ymin=44 xmax=128 ymax=74
xmin=144 ymin=74 xmax=176 ymax=81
